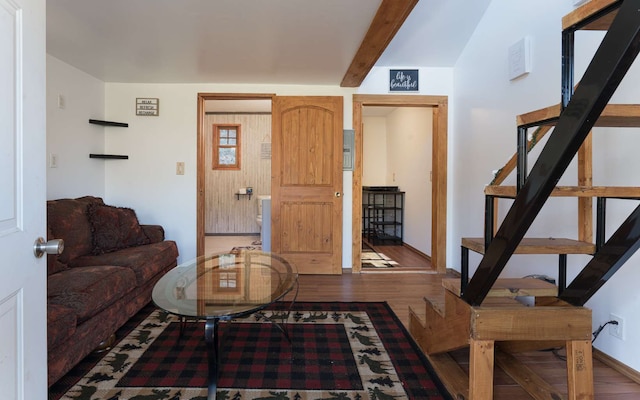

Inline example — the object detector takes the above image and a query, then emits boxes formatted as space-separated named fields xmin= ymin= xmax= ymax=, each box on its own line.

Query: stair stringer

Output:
xmin=410 ymin=290 xmax=471 ymax=355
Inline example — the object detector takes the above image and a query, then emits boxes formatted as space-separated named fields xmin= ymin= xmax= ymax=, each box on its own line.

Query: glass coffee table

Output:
xmin=152 ymin=250 xmax=298 ymax=400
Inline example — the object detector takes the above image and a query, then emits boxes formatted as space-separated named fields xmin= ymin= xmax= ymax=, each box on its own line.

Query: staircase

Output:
xmin=409 ymin=1 xmax=640 ymax=398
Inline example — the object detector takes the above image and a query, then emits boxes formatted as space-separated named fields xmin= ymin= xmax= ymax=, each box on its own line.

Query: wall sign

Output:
xmin=136 ymin=98 xmax=159 ymax=116
xmin=389 ymin=69 xmax=419 ymax=92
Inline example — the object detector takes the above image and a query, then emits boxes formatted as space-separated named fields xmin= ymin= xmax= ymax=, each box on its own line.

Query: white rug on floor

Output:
xmin=362 ymin=251 xmax=399 ymax=268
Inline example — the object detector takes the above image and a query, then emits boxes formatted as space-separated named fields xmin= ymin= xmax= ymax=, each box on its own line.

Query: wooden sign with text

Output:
xmin=136 ymin=98 xmax=159 ymax=116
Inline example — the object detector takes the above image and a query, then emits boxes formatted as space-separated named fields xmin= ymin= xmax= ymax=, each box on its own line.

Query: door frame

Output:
xmin=196 ymin=93 xmax=275 ymax=257
xmin=352 ymin=94 xmax=448 ymax=273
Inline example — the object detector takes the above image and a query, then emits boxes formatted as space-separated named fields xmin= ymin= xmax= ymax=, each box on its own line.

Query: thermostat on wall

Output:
xmin=508 ymin=36 xmax=532 ymax=81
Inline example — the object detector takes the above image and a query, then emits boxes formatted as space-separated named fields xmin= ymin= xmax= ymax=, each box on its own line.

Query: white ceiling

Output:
xmin=46 ymin=0 xmax=491 ymax=85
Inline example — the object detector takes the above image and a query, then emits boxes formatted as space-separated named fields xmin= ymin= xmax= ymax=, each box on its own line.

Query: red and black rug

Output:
xmin=49 ymin=302 xmax=451 ymax=400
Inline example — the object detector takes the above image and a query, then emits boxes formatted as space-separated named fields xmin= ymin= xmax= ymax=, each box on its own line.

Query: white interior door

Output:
xmin=0 ymin=0 xmax=47 ymax=397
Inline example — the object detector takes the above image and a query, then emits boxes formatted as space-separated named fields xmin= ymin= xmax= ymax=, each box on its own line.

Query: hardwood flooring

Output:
xmin=363 ymin=240 xmax=434 ymax=272
xmin=285 ymin=271 xmax=640 ymax=400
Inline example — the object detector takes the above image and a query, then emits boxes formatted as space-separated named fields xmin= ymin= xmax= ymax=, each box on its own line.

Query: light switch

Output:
xmin=49 ymin=153 xmax=58 ymax=168
xmin=176 ymin=162 xmax=185 ymax=175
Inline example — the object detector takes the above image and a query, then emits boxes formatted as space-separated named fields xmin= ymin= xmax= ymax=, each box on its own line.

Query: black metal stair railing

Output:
xmin=561 ymin=202 xmax=640 ymax=306
xmin=462 ymin=0 xmax=640 ymax=306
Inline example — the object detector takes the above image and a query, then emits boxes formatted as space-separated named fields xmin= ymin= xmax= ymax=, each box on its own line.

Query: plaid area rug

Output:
xmin=49 ymin=302 xmax=451 ymax=400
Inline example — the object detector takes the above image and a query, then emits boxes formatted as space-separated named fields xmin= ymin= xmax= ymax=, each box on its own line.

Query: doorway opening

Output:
xmin=352 ymin=95 xmax=448 ymax=274
xmin=360 ymin=105 xmax=434 ymax=272
xmin=197 ymin=93 xmax=274 ymax=257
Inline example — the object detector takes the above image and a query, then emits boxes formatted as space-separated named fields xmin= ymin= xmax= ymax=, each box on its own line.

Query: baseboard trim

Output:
xmin=593 ymin=348 xmax=640 ymax=384
xmin=403 ymin=243 xmax=432 ymax=262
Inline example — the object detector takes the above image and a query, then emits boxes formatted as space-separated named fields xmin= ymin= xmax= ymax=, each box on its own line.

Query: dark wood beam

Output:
xmin=340 ymin=0 xmax=418 ymax=88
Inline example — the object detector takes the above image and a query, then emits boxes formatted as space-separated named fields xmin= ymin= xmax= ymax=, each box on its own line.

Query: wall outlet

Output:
xmin=609 ymin=313 xmax=624 ymax=339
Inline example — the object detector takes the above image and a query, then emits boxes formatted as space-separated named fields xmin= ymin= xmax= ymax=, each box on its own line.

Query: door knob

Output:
xmin=335 ymin=192 xmax=342 ymax=197
xmin=33 ymin=237 xmax=64 ymax=258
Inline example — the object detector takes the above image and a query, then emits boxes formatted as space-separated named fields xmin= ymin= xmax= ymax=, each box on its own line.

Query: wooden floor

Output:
xmin=363 ymin=240 xmax=434 ymax=271
xmin=284 ymin=271 xmax=640 ymax=400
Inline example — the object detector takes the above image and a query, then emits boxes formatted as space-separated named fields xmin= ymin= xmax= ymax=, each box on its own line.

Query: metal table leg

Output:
xmin=205 ymin=317 xmax=220 ymax=400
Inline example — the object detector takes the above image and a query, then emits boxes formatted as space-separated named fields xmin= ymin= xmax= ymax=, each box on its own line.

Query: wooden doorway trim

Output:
xmin=196 ymin=93 xmax=275 ymax=257
xmin=352 ymin=94 xmax=448 ymax=273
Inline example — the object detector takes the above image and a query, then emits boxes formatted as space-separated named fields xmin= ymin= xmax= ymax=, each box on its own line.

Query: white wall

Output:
xmin=46 ymin=55 xmax=106 ymax=199
xmin=386 ymin=108 xmax=433 ymax=254
xmin=102 ymin=83 xmax=355 ymax=265
xmin=362 ymin=109 xmax=433 ymax=255
xmin=362 ymin=116 xmax=388 ymax=186
xmin=453 ymin=0 xmax=640 ymax=371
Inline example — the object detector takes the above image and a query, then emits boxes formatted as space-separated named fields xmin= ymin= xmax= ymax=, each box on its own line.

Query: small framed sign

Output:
xmin=136 ymin=98 xmax=159 ymax=116
xmin=389 ymin=69 xmax=419 ymax=92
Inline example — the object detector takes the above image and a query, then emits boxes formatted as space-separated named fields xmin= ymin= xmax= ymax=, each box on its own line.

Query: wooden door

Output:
xmin=0 ymin=0 xmax=48 ymax=396
xmin=271 ymin=96 xmax=343 ymax=274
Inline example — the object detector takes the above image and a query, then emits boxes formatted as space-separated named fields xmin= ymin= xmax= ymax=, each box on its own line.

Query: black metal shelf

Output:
xmin=89 ymin=119 xmax=128 ymax=127
xmin=89 ymin=154 xmax=129 ymax=160
xmin=371 ymin=221 xmax=403 ymax=226
xmin=362 ymin=189 xmax=404 ymax=245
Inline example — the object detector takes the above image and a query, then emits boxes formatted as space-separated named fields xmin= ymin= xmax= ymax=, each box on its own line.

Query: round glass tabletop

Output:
xmin=152 ymin=250 xmax=298 ymax=319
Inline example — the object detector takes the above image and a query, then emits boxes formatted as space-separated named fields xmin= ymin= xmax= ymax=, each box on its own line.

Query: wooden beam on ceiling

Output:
xmin=340 ymin=0 xmax=418 ymax=88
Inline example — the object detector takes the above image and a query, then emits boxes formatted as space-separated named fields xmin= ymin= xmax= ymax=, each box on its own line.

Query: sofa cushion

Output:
xmin=47 ymin=254 xmax=68 ymax=276
xmin=48 ymin=265 xmax=137 ymax=322
xmin=87 ymin=204 xmax=150 ymax=254
xmin=47 ymin=303 xmax=77 ymax=349
xmin=47 ymin=196 xmax=104 ymax=264
xmin=141 ymin=224 xmax=165 ymax=244
xmin=68 ymin=241 xmax=178 ymax=286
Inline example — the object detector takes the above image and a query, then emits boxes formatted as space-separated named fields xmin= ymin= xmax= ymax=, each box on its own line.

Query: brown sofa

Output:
xmin=46 ymin=196 xmax=179 ymax=386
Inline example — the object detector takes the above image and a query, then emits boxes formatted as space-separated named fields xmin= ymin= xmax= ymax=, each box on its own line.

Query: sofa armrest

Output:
xmin=141 ymin=225 xmax=165 ymax=243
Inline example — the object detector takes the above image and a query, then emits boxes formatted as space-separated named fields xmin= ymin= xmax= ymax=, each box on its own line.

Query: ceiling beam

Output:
xmin=340 ymin=0 xmax=419 ymax=88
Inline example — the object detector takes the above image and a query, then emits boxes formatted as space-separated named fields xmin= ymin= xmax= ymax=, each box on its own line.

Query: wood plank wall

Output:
xmin=205 ymin=113 xmax=271 ymax=233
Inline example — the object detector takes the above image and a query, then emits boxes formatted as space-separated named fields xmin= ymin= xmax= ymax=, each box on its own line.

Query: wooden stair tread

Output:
xmin=563 ymin=0 xmax=620 ymax=31
xmin=485 ymin=185 xmax=640 ymax=199
xmin=517 ymin=103 xmax=640 ymax=127
xmin=462 ymin=237 xmax=596 ymax=254
xmin=443 ymin=278 xmax=558 ymax=298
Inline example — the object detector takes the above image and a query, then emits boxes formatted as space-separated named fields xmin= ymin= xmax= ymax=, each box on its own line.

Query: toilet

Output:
xmin=256 ymin=195 xmax=271 ymax=228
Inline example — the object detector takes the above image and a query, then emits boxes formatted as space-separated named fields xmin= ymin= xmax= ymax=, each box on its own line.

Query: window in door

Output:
xmin=213 ymin=124 xmax=241 ymax=170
